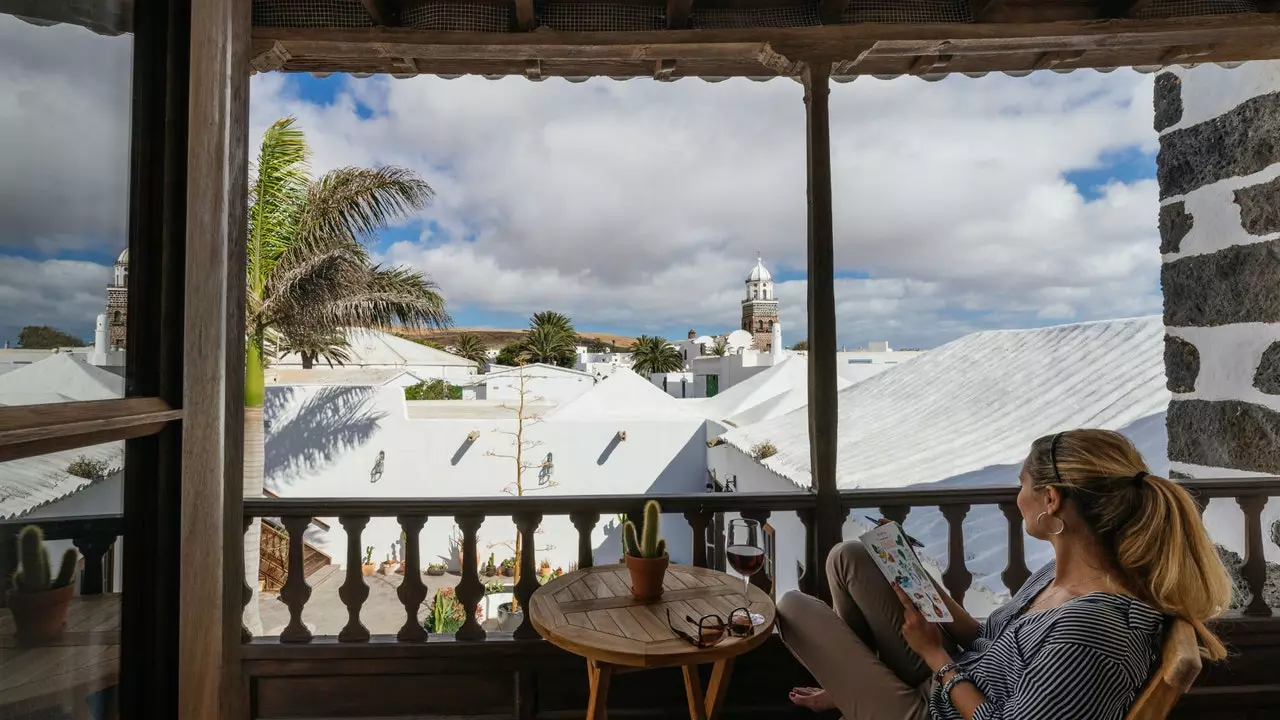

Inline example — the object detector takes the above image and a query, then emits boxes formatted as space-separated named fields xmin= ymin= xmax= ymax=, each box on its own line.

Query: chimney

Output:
xmin=88 ymin=314 xmax=108 ymax=366
xmin=771 ymin=322 xmax=784 ymax=362
xmin=688 ymin=329 xmax=697 ymax=339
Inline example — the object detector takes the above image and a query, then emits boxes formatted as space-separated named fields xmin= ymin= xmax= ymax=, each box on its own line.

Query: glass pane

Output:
xmin=0 ymin=6 xmax=133 ymax=403
xmin=1 ymin=2 xmax=132 ymax=717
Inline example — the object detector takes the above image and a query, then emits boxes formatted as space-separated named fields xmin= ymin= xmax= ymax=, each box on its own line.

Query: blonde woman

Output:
xmin=778 ymin=429 xmax=1232 ymax=720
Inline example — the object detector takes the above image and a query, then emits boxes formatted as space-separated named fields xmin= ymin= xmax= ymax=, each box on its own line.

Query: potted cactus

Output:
xmin=379 ymin=553 xmax=398 ymax=576
xmin=500 ymin=557 xmax=516 ymax=577
xmin=538 ymin=559 xmax=552 ymax=579
xmin=361 ymin=546 xmax=376 ymax=577
xmin=484 ymin=553 xmax=498 ymax=577
xmin=6 ymin=526 xmax=79 ymax=646
xmin=426 ymin=562 xmax=447 ymax=577
xmin=623 ymin=500 xmax=669 ymax=601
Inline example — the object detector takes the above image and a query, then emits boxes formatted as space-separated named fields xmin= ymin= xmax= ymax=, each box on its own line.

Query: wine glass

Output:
xmin=726 ymin=518 xmax=766 ymax=625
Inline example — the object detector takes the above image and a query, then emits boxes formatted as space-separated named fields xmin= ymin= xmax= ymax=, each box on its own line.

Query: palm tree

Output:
xmin=452 ymin=333 xmax=488 ymax=366
xmin=711 ymin=337 xmax=729 ymax=357
xmin=630 ymin=335 xmax=684 ymax=375
xmin=584 ymin=337 xmax=611 ymax=354
xmin=243 ymin=117 xmax=451 ymax=633
xmin=530 ymin=311 xmax=573 ymax=334
xmin=273 ymin=326 xmax=353 ymax=369
xmin=521 ymin=325 xmax=576 ymax=366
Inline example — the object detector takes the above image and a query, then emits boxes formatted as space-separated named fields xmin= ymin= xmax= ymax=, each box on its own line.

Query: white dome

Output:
xmin=746 ymin=256 xmax=772 ymax=283
xmin=116 ymin=247 xmax=128 ymax=265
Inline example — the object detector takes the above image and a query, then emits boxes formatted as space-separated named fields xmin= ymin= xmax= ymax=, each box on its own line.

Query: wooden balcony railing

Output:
xmin=241 ymin=477 xmax=1277 ymax=646
xmin=0 ymin=513 xmax=123 ymax=602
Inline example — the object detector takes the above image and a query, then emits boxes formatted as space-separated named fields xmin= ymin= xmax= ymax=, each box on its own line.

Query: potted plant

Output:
xmin=538 ymin=559 xmax=552 ymax=579
xmin=396 ymin=531 xmax=407 ymax=575
xmin=361 ymin=546 xmax=376 ymax=577
xmin=483 ymin=580 xmax=506 ymax=620
xmin=496 ymin=599 xmax=522 ymax=632
xmin=6 ymin=526 xmax=78 ymax=647
xmin=424 ymin=588 xmax=467 ymax=635
xmin=484 ymin=553 xmax=498 ymax=577
xmin=623 ymin=500 xmax=669 ymax=601
xmin=500 ymin=557 xmax=516 ymax=577
xmin=379 ymin=553 xmax=398 ymax=576
xmin=426 ymin=562 xmax=446 ymax=577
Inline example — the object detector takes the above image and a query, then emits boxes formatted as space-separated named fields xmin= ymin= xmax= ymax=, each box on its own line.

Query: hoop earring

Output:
xmin=1036 ymin=511 xmax=1065 ymax=536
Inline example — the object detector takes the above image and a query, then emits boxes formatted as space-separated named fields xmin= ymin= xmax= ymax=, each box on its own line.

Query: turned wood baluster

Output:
xmin=279 ymin=515 xmax=313 ymax=643
xmin=455 ymin=514 xmax=486 ymax=641
xmin=940 ymin=504 xmax=972 ymax=608
xmin=741 ymin=509 xmax=773 ymax=596
xmin=72 ymin=532 xmax=113 ymax=596
xmin=796 ymin=508 xmax=816 ymax=596
xmin=337 ymin=515 xmax=370 ymax=642
xmin=569 ymin=511 xmax=599 ymax=569
xmin=396 ymin=515 xmax=429 ymax=642
xmin=879 ymin=505 xmax=910 ymax=526
xmin=999 ymin=502 xmax=1031 ymax=596
xmin=241 ymin=515 xmax=253 ymax=643
xmin=684 ymin=508 xmax=712 ymax=568
xmin=1238 ymin=495 xmax=1274 ymax=617
xmin=513 ymin=511 xmax=542 ymax=639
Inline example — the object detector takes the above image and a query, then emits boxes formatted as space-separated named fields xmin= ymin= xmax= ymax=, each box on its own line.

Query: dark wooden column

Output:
xmin=803 ymin=62 xmax=843 ymax=605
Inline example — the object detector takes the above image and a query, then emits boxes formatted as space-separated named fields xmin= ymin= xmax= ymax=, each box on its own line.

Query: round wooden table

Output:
xmin=530 ymin=564 xmax=775 ymax=720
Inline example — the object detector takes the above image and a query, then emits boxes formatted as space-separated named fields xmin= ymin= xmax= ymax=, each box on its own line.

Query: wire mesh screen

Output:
xmin=841 ymin=0 xmax=972 ymax=23
xmin=691 ymin=6 xmax=821 ymax=29
xmin=403 ymin=2 xmax=511 ymax=31
xmin=536 ymin=3 xmax=664 ymax=31
xmin=253 ymin=0 xmax=373 ymax=28
xmin=1137 ymin=0 xmax=1257 ymax=16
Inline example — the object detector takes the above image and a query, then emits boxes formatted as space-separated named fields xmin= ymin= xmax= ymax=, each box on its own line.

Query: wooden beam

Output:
xmin=654 ymin=58 xmax=677 ymax=80
xmin=0 ymin=398 xmax=181 ymax=462
xmin=801 ymin=63 xmax=842 ymax=606
xmin=817 ymin=0 xmax=848 ymax=25
xmin=1031 ymin=49 xmax=1084 ymax=70
xmin=666 ymin=0 xmax=692 ymax=30
xmin=250 ymin=40 xmax=290 ymax=73
xmin=513 ymin=0 xmax=536 ymax=32
xmin=909 ymin=53 xmax=953 ymax=75
xmin=359 ymin=0 xmax=395 ymax=27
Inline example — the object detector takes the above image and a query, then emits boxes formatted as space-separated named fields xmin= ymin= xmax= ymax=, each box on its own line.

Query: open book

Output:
xmin=859 ymin=521 xmax=953 ymax=623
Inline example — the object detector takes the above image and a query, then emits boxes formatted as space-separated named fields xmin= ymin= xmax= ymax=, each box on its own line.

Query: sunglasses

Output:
xmin=666 ymin=607 xmax=755 ymax=648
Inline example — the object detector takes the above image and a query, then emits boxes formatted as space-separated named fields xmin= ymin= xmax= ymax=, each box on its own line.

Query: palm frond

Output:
xmin=630 ymin=335 xmax=685 ymax=374
xmin=453 ymin=333 xmax=488 ymax=364
xmin=297 ymin=166 xmax=434 ymax=249
xmin=248 ymin=117 xmax=311 ymax=299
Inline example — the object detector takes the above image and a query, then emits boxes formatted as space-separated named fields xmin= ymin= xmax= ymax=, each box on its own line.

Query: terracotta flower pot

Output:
xmin=6 ymin=583 xmax=75 ymax=647
xmin=361 ymin=563 xmax=375 ymax=577
xmin=625 ymin=555 xmax=669 ymax=601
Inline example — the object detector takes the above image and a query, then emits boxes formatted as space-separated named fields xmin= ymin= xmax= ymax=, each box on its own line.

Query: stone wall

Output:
xmin=1156 ymin=63 xmax=1280 ymax=480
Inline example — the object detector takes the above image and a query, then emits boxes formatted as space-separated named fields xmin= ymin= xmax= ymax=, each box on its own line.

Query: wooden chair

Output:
xmin=1124 ymin=619 xmax=1202 ymax=720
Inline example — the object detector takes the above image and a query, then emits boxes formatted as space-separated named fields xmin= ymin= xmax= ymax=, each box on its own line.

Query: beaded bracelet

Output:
xmin=942 ymin=672 xmax=973 ymax=701
xmin=933 ymin=662 xmax=959 ymax=684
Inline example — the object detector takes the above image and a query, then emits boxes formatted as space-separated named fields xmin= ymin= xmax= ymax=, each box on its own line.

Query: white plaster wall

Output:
xmin=1166 ymin=324 xmax=1280 ymax=413
xmin=265 ymin=385 xmax=708 ymax=573
xmin=1159 ymin=163 xmax=1280 ymax=258
xmin=1164 ymin=62 xmax=1280 ymax=132
xmin=481 ymin=371 xmax=594 ymax=405
xmin=650 ymin=372 xmax=694 ymax=398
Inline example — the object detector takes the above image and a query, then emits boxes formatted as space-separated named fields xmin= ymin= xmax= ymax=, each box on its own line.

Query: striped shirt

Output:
xmin=928 ymin=561 xmax=1164 ymax=720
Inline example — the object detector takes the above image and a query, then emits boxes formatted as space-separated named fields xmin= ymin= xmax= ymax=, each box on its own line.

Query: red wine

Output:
xmin=727 ymin=546 xmax=765 ymax=575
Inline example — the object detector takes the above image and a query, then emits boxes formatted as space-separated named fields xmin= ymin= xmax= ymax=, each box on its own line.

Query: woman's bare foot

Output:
xmin=788 ymin=687 xmax=836 ymax=711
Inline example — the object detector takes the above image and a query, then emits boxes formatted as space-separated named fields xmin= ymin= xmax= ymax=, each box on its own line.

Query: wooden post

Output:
xmin=803 ymin=62 xmax=843 ymax=605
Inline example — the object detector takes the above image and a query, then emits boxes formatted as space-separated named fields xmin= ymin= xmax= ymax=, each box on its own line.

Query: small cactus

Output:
xmin=12 ymin=526 xmax=77 ymax=593
xmin=623 ymin=501 xmax=667 ymax=559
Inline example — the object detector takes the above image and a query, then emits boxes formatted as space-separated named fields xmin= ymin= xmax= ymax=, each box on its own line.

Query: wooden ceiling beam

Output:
xmin=666 ymin=0 xmax=693 ymax=30
xmin=513 ymin=0 xmax=536 ymax=31
xmin=1098 ymin=0 xmax=1156 ymax=19
xmin=817 ymin=0 xmax=848 ymax=25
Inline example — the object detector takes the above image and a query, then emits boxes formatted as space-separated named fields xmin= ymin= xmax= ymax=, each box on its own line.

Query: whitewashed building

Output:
xmin=273 ymin=327 xmax=479 ymax=381
xmin=469 ymin=363 xmax=596 ymax=404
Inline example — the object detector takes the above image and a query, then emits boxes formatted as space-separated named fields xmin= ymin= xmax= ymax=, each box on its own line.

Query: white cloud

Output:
xmin=246 ymin=68 xmax=1163 ymax=349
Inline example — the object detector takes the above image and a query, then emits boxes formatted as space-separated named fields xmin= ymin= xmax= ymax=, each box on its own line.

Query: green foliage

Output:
xmin=452 ymin=333 xmax=488 ymax=366
xmin=413 ymin=338 xmax=446 ymax=350
xmin=623 ymin=500 xmax=666 ymax=559
xmin=630 ymin=335 xmax=684 ymax=375
xmin=364 ymin=545 xmax=374 ymax=564
xmin=500 ymin=556 xmax=516 ymax=570
xmin=245 ymin=116 xmax=451 ymax=409
xmin=711 ymin=337 xmax=729 ymax=357
xmin=495 ymin=342 xmax=524 ymax=367
xmin=521 ymin=325 xmax=577 ymax=367
xmin=749 ymin=441 xmax=778 ymax=460
xmin=17 ymin=326 xmax=87 ymax=349
xmin=274 ymin=327 xmax=352 ymax=368
xmin=426 ymin=588 xmax=466 ymax=635
xmin=790 ymin=339 xmax=809 ymax=351
xmin=404 ymin=379 xmax=462 ymax=401
xmin=484 ymin=581 xmax=506 ymax=595
xmin=12 ymin=526 xmax=77 ymax=593
xmin=65 ymin=456 xmax=114 ymax=481
xmin=584 ymin=337 xmax=611 ymax=353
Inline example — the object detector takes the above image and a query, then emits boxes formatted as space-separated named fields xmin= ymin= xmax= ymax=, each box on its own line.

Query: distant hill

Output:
xmin=391 ymin=327 xmax=638 ymax=350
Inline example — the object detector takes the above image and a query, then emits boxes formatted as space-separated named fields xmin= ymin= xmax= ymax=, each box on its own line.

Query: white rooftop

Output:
xmin=724 ymin=316 xmax=1170 ymax=490
xmin=0 ymin=353 xmax=123 ymax=405
xmin=273 ymin=328 xmax=478 ymax=368
xmin=267 ymin=367 xmax=419 ymax=387
xmin=551 ymin=369 xmax=696 ymax=421
xmin=688 ymin=356 xmax=854 ymax=425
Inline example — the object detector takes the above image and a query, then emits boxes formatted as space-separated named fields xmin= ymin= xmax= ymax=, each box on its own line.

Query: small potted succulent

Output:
xmin=361 ymin=546 xmax=376 ymax=577
xmin=500 ymin=557 xmax=516 ymax=577
xmin=379 ymin=553 xmax=398 ymax=576
xmin=623 ymin=500 xmax=669 ymax=601
xmin=7 ymin=526 xmax=79 ymax=647
xmin=395 ymin=531 xmax=408 ymax=575
xmin=484 ymin=553 xmax=498 ymax=577
xmin=426 ymin=562 xmax=447 ymax=577
xmin=538 ymin=559 xmax=552 ymax=579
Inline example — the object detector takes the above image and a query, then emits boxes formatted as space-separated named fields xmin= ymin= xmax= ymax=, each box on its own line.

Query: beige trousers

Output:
xmin=777 ymin=541 xmax=938 ymax=720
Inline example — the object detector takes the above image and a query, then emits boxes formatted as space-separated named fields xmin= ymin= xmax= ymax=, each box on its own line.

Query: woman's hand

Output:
xmin=893 ymin=584 xmax=948 ymax=668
